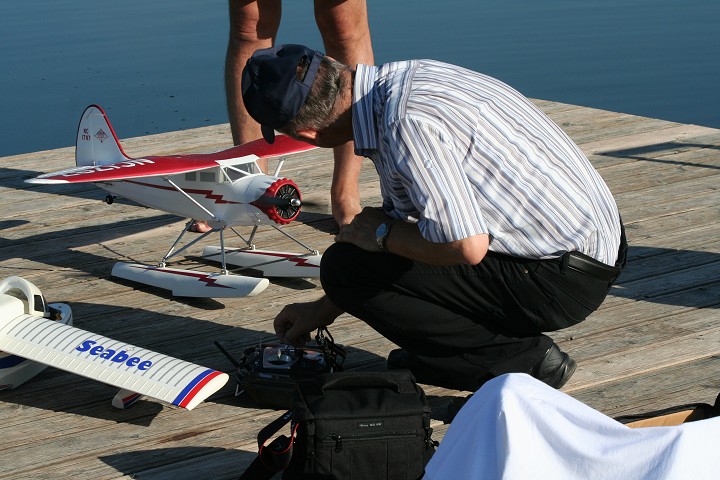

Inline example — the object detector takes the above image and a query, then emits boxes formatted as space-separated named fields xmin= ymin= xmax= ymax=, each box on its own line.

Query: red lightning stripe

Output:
xmin=123 ymin=179 xmax=244 ymax=205
xmin=129 ymin=265 xmax=234 ymax=289
xmin=227 ymin=250 xmax=321 ymax=269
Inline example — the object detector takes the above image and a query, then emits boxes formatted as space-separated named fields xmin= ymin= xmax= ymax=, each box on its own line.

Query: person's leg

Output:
xmin=313 ymin=0 xmax=373 ymax=67
xmin=197 ymin=1 xmax=280 ymax=234
xmin=320 ymin=243 xmax=560 ymax=390
xmin=314 ymin=0 xmax=374 ymax=226
xmin=225 ymin=0 xmax=281 ymax=170
xmin=189 ymin=219 xmax=213 ymax=233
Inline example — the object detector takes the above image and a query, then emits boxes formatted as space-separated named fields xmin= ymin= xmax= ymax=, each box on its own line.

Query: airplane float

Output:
xmin=0 ymin=276 xmax=227 ymax=409
xmin=26 ymin=105 xmax=322 ymax=298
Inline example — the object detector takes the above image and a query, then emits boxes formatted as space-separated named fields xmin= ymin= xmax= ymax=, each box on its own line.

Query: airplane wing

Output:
xmin=24 ymin=156 xmax=252 ymax=185
xmin=26 ymin=135 xmax=316 ymax=185
xmin=0 ymin=312 xmax=228 ymax=410
xmin=218 ymin=134 xmax=318 ymax=160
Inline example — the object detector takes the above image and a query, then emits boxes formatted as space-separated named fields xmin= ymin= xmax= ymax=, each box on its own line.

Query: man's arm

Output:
xmin=315 ymin=0 xmax=374 ymax=227
xmin=385 ymin=220 xmax=489 ymax=266
xmin=330 ymin=144 xmax=364 ymax=226
xmin=335 ymin=207 xmax=489 ymax=266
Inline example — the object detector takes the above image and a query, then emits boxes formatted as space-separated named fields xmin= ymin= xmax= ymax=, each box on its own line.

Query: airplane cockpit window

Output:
xmin=200 ymin=171 xmax=216 ymax=183
xmin=225 ymin=168 xmax=243 ymax=182
xmin=222 ymin=164 xmax=257 ymax=183
xmin=182 ymin=167 xmax=254 ymax=183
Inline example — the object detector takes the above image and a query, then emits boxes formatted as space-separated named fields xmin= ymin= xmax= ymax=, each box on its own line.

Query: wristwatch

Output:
xmin=375 ymin=221 xmax=394 ymax=251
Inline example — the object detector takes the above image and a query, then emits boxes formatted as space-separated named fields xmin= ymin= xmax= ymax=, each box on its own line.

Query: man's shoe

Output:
xmin=387 ymin=348 xmax=415 ymax=370
xmin=531 ymin=344 xmax=576 ymax=389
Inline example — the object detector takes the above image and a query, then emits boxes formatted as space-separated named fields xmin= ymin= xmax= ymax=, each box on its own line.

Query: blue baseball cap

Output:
xmin=242 ymin=44 xmax=325 ymax=144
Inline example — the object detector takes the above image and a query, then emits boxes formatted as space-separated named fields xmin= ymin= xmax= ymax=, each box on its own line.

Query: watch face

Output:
xmin=376 ymin=222 xmax=390 ymax=250
xmin=376 ymin=223 xmax=389 ymax=237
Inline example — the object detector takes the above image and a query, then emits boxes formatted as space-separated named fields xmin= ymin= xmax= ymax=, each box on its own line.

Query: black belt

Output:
xmin=563 ymin=251 xmax=620 ymax=282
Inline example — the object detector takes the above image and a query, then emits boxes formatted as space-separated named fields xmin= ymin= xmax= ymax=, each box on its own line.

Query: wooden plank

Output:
xmin=2 ymin=101 xmax=720 ymax=479
xmin=572 ymin=355 xmax=720 ymax=417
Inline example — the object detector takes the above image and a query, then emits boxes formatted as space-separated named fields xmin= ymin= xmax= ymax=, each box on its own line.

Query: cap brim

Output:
xmin=261 ymin=124 xmax=276 ymax=144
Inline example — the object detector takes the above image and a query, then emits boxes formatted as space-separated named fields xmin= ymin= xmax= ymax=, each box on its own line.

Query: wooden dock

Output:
xmin=1 ymin=100 xmax=720 ymax=479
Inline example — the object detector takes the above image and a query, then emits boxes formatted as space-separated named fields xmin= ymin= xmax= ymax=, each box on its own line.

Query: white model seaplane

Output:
xmin=0 ymin=276 xmax=227 ymax=409
xmin=26 ymin=104 xmax=322 ymax=298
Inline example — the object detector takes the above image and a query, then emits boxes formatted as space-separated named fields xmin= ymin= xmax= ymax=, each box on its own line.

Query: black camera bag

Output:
xmin=240 ymin=370 xmax=437 ymax=480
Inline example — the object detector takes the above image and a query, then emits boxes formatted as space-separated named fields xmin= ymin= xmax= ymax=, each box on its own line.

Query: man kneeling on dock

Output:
xmin=242 ymin=44 xmax=627 ymax=395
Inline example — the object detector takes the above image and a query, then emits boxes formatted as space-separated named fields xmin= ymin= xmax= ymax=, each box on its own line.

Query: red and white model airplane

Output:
xmin=26 ymin=105 xmax=322 ymax=298
xmin=0 ymin=276 xmax=227 ymax=410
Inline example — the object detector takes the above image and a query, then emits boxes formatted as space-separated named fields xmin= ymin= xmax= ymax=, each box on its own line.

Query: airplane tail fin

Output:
xmin=75 ymin=105 xmax=130 ymax=167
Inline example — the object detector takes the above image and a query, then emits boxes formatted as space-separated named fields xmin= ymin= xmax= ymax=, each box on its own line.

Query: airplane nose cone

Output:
xmin=250 ymin=178 xmax=302 ymax=224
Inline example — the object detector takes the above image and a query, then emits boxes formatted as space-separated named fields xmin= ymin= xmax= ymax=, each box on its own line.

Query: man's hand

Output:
xmin=274 ymin=296 xmax=344 ymax=346
xmin=335 ymin=207 xmax=391 ymax=251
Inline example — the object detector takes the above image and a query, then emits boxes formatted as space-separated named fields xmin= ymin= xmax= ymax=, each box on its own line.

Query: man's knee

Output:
xmin=228 ymin=0 xmax=281 ymax=44
xmin=313 ymin=0 xmax=371 ymax=49
xmin=319 ymin=242 xmax=357 ymax=291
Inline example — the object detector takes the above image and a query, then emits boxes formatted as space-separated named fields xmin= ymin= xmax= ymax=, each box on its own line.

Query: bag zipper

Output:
xmin=328 ymin=431 xmax=424 ymax=453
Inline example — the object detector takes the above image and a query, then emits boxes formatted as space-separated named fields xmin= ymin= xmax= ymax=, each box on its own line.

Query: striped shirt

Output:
xmin=351 ymin=61 xmax=621 ymax=265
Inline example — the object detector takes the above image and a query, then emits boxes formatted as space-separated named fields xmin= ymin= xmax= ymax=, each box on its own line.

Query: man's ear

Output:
xmin=296 ymin=130 xmax=318 ymax=143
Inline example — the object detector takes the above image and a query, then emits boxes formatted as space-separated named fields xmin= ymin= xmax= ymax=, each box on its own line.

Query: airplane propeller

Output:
xmin=254 ymin=195 xmax=323 ymax=209
xmin=251 ymin=180 xmax=302 ymax=223
xmin=252 ymin=179 xmax=323 ymax=223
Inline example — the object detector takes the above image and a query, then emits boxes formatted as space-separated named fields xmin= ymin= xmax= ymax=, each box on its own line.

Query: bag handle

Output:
xmin=239 ymin=410 xmax=295 ymax=480
xmin=319 ymin=370 xmax=417 ymax=394
xmin=315 ymin=327 xmax=346 ymax=371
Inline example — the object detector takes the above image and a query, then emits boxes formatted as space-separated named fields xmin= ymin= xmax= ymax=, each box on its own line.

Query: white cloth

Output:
xmin=424 ymin=374 xmax=720 ymax=480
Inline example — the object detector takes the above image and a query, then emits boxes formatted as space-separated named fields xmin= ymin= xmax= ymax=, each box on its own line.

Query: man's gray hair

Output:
xmin=280 ymin=57 xmax=346 ymax=138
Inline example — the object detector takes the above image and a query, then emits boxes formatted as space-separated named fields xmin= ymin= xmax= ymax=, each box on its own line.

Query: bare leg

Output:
xmin=189 ymin=220 xmax=213 ymax=233
xmin=315 ymin=0 xmax=374 ymax=226
xmin=191 ymin=2 xmax=281 ymax=233
xmin=225 ymin=0 xmax=282 ymax=173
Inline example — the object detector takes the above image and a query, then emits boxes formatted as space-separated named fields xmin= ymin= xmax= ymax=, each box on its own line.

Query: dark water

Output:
xmin=2 ymin=0 xmax=719 ymax=156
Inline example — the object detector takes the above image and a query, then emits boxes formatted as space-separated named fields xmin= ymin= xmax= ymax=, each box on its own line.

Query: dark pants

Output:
xmin=320 ymin=226 xmax=627 ymax=391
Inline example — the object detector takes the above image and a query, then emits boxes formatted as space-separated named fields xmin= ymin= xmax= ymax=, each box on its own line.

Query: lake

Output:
xmin=2 ymin=0 xmax=719 ymax=156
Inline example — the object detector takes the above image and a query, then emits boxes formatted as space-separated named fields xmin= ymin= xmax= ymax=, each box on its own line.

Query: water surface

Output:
xmin=1 ymin=0 xmax=718 ymax=156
